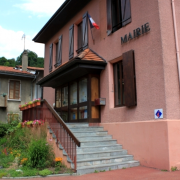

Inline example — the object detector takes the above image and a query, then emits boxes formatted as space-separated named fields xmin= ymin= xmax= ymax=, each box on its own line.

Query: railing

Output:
xmin=0 ymin=94 xmax=7 ymax=108
xmin=22 ymin=99 xmax=80 ymax=171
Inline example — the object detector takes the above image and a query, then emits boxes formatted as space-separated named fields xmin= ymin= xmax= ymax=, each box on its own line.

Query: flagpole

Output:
xmin=90 ymin=27 xmax=95 ymax=44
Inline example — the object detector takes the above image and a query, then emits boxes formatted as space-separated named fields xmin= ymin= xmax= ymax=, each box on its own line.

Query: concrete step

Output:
xmin=77 ymin=155 xmax=134 ymax=167
xmin=77 ymin=149 xmax=128 ymax=159
xmin=66 ymin=123 xmax=89 ymax=128
xmin=73 ymin=131 xmax=108 ymax=136
xmin=77 ymin=144 xmax=123 ymax=153
xmin=80 ymin=139 xmax=117 ymax=147
xmin=69 ymin=127 xmax=104 ymax=132
xmin=77 ymin=135 xmax=112 ymax=141
xmin=76 ymin=161 xmax=140 ymax=175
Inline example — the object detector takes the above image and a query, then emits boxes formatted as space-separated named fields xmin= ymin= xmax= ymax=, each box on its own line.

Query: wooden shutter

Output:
xmin=57 ymin=35 xmax=62 ymax=66
xmin=69 ymin=24 xmax=74 ymax=60
xmin=121 ymin=0 xmax=131 ymax=27
xmin=9 ymin=80 xmax=20 ymax=99
xmin=82 ymin=12 xmax=88 ymax=50
xmin=106 ymin=0 xmax=112 ymax=36
xmin=15 ymin=81 xmax=20 ymax=99
xmin=49 ymin=44 xmax=53 ymax=72
xmin=9 ymin=80 xmax=14 ymax=99
xmin=123 ymin=50 xmax=136 ymax=107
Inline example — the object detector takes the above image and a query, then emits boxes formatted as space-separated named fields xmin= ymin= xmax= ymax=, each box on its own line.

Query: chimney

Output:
xmin=22 ymin=50 xmax=28 ymax=71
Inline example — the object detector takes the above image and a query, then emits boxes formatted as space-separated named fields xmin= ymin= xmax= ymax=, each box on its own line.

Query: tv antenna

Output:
xmin=22 ymin=34 xmax=26 ymax=50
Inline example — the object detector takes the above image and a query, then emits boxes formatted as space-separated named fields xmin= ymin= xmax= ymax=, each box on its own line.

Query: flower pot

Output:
xmin=27 ymin=105 xmax=31 ymax=109
xmin=36 ymin=101 xmax=41 ymax=106
xmin=32 ymin=103 xmax=36 ymax=108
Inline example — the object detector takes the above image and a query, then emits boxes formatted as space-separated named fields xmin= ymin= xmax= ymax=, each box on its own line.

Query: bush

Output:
xmin=0 ymin=124 xmax=10 ymax=138
xmin=21 ymin=167 xmax=38 ymax=177
xmin=0 ymin=118 xmax=20 ymax=138
xmin=27 ymin=139 xmax=54 ymax=168
xmin=0 ymin=172 xmax=7 ymax=178
xmin=39 ymin=169 xmax=52 ymax=176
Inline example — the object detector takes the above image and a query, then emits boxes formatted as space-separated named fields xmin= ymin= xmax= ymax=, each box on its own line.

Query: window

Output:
xmin=107 ymin=0 xmax=131 ymax=35
xmin=77 ymin=22 xmax=83 ymax=54
xmin=114 ymin=61 xmax=125 ymax=106
xmin=76 ymin=12 xmax=88 ymax=54
xmin=9 ymin=80 xmax=20 ymax=100
xmin=55 ymin=35 xmax=62 ymax=68
xmin=49 ymin=43 xmax=53 ymax=72
xmin=114 ymin=50 xmax=137 ymax=107
xmin=56 ymin=42 xmax=59 ymax=64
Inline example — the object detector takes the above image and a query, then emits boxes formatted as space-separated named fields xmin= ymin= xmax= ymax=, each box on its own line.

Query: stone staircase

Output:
xmin=66 ymin=123 xmax=139 ymax=175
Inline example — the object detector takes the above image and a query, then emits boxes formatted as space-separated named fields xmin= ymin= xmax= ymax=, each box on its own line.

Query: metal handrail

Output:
xmin=22 ymin=99 xmax=80 ymax=170
xmin=42 ymin=99 xmax=80 ymax=147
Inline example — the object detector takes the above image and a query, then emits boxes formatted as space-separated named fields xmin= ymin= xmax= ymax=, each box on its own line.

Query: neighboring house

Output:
xmin=33 ymin=0 xmax=180 ymax=171
xmin=0 ymin=50 xmax=44 ymax=122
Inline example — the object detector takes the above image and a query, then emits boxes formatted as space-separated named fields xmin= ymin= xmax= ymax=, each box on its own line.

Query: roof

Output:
xmin=37 ymin=48 xmax=107 ymax=87
xmin=17 ymin=66 xmax=44 ymax=71
xmin=33 ymin=0 xmax=91 ymax=43
xmin=0 ymin=66 xmax=35 ymax=78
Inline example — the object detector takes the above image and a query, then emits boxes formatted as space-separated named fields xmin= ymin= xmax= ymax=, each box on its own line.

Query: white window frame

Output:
xmin=8 ymin=79 xmax=21 ymax=101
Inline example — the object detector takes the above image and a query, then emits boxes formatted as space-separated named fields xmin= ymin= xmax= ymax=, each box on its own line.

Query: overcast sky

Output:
xmin=0 ymin=0 xmax=65 ymax=59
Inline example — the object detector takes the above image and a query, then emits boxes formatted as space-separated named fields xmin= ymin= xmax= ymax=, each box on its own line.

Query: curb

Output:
xmin=2 ymin=173 xmax=77 ymax=179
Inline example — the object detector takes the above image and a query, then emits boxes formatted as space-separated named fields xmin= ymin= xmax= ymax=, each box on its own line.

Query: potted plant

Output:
xmin=19 ymin=105 xmax=22 ymax=111
xmin=33 ymin=120 xmax=41 ymax=127
xmin=32 ymin=99 xmax=36 ymax=107
xmin=34 ymin=98 xmax=41 ymax=106
xmin=21 ymin=122 xmax=25 ymax=128
xmin=21 ymin=104 xmax=26 ymax=111
xmin=28 ymin=101 xmax=33 ymax=108
xmin=27 ymin=121 xmax=33 ymax=127
xmin=24 ymin=103 xmax=28 ymax=110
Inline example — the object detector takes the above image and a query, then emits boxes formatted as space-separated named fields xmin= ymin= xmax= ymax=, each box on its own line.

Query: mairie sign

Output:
xmin=121 ymin=23 xmax=150 ymax=45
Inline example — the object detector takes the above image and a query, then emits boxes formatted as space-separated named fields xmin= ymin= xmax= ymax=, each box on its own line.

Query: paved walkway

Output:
xmin=4 ymin=166 xmax=180 ymax=180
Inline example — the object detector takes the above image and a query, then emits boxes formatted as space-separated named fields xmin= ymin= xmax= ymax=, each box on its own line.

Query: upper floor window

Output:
xmin=107 ymin=0 xmax=131 ymax=35
xmin=56 ymin=42 xmax=59 ymax=64
xmin=9 ymin=80 xmax=20 ymax=100
xmin=49 ymin=44 xmax=53 ymax=72
xmin=77 ymin=22 xmax=83 ymax=54
xmin=55 ymin=35 xmax=63 ymax=68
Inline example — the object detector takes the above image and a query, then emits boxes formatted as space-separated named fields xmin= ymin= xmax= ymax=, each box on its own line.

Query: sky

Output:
xmin=0 ymin=0 xmax=65 ymax=59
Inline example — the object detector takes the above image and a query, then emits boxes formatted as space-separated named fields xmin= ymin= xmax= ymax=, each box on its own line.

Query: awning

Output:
xmin=37 ymin=49 xmax=107 ymax=88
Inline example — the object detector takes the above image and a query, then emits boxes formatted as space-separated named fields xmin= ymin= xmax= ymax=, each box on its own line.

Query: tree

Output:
xmin=0 ymin=50 xmax=44 ymax=68
xmin=15 ymin=50 xmax=44 ymax=68
xmin=0 ymin=57 xmax=7 ymax=66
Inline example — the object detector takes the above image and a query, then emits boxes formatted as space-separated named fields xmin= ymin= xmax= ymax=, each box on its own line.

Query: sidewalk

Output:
xmin=4 ymin=166 xmax=180 ymax=180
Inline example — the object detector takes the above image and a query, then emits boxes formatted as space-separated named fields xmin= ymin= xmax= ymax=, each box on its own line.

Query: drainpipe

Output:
xmin=171 ymin=0 xmax=180 ymax=88
xmin=31 ymin=75 xmax=36 ymax=101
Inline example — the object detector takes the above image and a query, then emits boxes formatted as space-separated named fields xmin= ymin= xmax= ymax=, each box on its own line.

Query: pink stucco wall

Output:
xmin=102 ymin=120 xmax=180 ymax=171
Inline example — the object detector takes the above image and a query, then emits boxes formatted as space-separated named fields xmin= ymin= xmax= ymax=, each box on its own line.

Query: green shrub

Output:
xmin=0 ymin=149 xmax=14 ymax=168
xmin=0 ymin=124 xmax=10 ymax=138
xmin=39 ymin=169 xmax=52 ymax=176
xmin=7 ymin=169 xmax=23 ymax=177
xmin=0 ymin=137 xmax=7 ymax=146
xmin=21 ymin=167 xmax=38 ymax=177
xmin=171 ymin=166 xmax=177 ymax=171
xmin=27 ymin=139 xmax=54 ymax=168
xmin=0 ymin=172 xmax=7 ymax=178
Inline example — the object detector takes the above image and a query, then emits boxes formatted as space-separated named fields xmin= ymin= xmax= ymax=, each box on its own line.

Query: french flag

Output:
xmin=88 ymin=13 xmax=100 ymax=29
